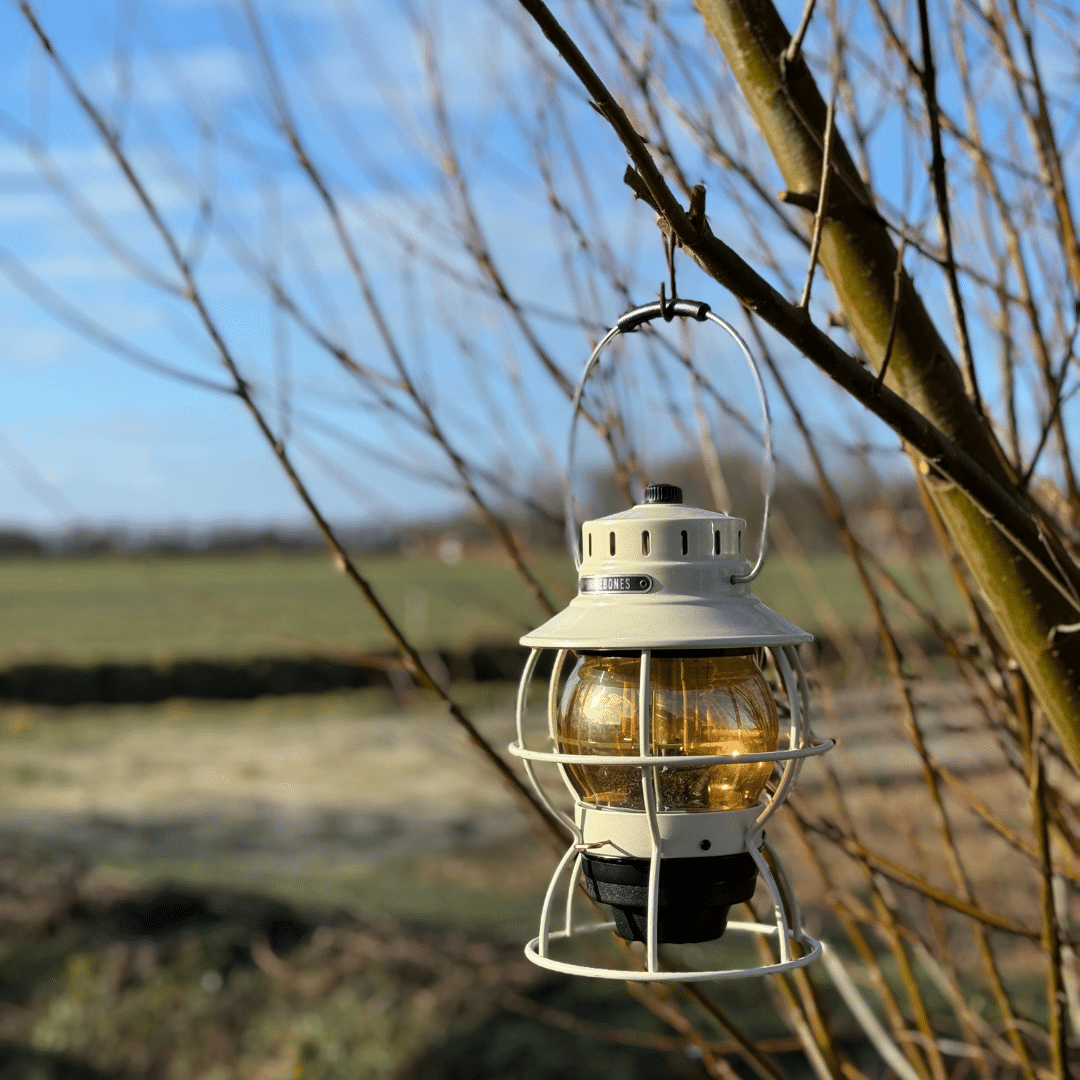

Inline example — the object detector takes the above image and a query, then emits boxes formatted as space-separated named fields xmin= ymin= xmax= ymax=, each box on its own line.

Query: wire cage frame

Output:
xmin=508 ymin=641 xmax=835 ymax=981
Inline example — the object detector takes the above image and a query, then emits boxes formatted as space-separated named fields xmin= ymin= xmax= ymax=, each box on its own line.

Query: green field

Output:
xmin=0 ymin=549 xmax=965 ymax=666
xmin=0 ymin=556 xmax=986 ymax=1079
xmin=0 ymin=553 xmax=571 ymax=665
xmin=0 ymin=690 xmax=790 ymax=1079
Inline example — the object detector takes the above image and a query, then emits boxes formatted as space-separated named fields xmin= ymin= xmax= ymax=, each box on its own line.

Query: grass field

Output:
xmin=0 ymin=666 xmax=737 ymax=1077
xmin=0 ymin=549 xmax=965 ymax=666
xmin=0 ymin=587 xmax=1030 ymax=1079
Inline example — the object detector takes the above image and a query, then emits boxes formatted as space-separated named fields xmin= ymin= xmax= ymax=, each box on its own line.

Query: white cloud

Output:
xmin=83 ymin=44 xmax=252 ymax=113
xmin=2 ymin=324 xmax=69 ymax=366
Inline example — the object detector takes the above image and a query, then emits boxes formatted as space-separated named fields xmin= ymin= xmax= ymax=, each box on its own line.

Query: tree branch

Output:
xmin=799 ymin=91 xmax=835 ymax=309
xmin=915 ymin=0 xmax=982 ymax=413
xmin=517 ymin=0 xmax=1080 ymax=765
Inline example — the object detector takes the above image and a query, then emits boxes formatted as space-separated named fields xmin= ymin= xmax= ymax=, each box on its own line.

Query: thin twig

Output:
xmin=623 ymin=982 xmax=739 ymax=1080
xmin=678 ymin=983 xmax=792 ymax=1080
xmin=1022 ymin=311 xmax=1080 ymax=489
xmin=1017 ymin=672 xmax=1069 ymax=1080
xmin=781 ymin=0 xmax=819 ymax=77
xmin=0 ymin=247 xmax=234 ymax=395
xmin=753 ymin=930 xmax=839 ymax=1080
xmin=799 ymin=91 xmax=835 ymax=310
xmin=916 ymin=0 xmax=982 ymax=413
xmin=874 ymin=237 xmax=907 ymax=394
xmin=515 ymin=0 xmax=701 ymax=245
xmin=788 ymin=799 xmax=1040 ymax=939
xmin=791 ymin=819 xmax=937 ymax=1080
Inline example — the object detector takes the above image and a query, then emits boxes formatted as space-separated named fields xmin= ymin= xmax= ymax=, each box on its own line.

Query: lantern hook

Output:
xmin=660 ymin=228 xmax=678 ymax=321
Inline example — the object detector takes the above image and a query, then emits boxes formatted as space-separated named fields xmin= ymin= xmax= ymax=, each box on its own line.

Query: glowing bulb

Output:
xmin=557 ymin=653 xmax=779 ymax=811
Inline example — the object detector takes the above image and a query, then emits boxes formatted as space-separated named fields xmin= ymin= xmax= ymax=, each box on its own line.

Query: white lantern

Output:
xmin=509 ymin=299 xmax=834 ymax=982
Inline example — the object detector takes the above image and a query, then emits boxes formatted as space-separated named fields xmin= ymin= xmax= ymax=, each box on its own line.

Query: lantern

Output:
xmin=509 ymin=299 xmax=834 ymax=981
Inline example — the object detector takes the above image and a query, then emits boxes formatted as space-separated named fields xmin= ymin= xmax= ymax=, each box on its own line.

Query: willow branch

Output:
xmin=799 ymin=92 xmax=835 ymax=309
xmin=515 ymin=0 xmax=1080 ymax=617
xmin=915 ymin=0 xmax=982 ymax=412
xmin=19 ymin=0 xmax=567 ymax=852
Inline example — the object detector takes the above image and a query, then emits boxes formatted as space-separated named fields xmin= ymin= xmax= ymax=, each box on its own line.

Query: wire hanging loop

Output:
xmin=565 ymin=300 xmax=776 ymax=585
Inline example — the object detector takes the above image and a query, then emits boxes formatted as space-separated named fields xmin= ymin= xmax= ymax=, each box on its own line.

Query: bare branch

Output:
xmin=916 ymin=0 xmax=983 ymax=413
xmin=780 ymin=0 xmax=818 ymax=76
xmin=874 ymin=238 xmax=908 ymax=394
xmin=799 ymin=91 xmax=835 ymax=309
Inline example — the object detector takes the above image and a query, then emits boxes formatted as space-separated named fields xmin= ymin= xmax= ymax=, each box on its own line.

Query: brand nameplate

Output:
xmin=579 ymin=575 xmax=653 ymax=594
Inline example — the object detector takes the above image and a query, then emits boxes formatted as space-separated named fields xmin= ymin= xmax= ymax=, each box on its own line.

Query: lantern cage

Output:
xmin=507 ymin=298 xmax=835 ymax=982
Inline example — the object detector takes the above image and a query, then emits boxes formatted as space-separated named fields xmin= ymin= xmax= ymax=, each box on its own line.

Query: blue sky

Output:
xmin=1 ymin=1 xmax=302 ymax=528
xmin=1 ymin=0 xmax=799 ymax=533
xmin=4 ymin=0 xmax=1064 ymax=536
xmin=0 ymin=0 xmax=553 ymax=530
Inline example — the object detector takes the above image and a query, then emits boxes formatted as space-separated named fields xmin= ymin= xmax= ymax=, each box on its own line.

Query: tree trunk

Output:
xmin=693 ymin=0 xmax=1080 ymax=758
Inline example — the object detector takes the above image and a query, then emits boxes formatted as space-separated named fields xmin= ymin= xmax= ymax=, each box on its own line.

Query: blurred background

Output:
xmin=0 ymin=0 xmax=1076 ymax=1077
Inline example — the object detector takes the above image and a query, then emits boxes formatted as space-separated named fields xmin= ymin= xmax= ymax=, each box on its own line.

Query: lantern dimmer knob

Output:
xmin=643 ymin=483 xmax=683 ymax=505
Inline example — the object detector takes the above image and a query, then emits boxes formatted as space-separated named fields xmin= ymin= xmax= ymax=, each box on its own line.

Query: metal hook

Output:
xmin=660 ymin=229 xmax=678 ymax=320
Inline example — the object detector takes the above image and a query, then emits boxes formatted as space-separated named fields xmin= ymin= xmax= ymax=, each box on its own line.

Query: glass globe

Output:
xmin=557 ymin=653 xmax=779 ymax=812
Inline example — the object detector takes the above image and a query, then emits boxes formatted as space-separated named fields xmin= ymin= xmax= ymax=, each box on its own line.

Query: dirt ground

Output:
xmin=0 ymin=689 xmax=547 ymax=936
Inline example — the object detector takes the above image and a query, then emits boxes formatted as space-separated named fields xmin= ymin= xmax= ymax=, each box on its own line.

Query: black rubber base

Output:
xmin=581 ymin=851 xmax=758 ymax=945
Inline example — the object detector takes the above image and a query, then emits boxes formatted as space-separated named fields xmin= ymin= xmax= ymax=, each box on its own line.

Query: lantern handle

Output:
xmin=566 ymin=300 xmax=775 ymax=584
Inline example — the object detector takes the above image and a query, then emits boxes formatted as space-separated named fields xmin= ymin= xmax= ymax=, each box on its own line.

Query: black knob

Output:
xmin=643 ymin=483 xmax=683 ymax=505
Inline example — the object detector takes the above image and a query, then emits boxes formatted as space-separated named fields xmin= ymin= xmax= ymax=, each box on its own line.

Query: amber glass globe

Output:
xmin=557 ymin=653 xmax=779 ymax=811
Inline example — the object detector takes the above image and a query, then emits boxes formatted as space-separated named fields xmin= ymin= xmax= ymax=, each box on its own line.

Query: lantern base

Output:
xmin=581 ymin=851 xmax=758 ymax=944
xmin=575 ymin=801 xmax=764 ymax=861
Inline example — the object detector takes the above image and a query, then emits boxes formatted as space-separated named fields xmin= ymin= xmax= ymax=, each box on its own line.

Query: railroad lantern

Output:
xmin=509 ymin=299 xmax=833 ymax=982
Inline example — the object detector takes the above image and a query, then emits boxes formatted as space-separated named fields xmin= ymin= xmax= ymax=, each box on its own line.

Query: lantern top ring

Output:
xmin=565 ymin=299 xmax=775 ymax=585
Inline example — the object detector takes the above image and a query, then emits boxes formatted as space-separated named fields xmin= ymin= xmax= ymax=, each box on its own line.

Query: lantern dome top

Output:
xmin=521 ymin=495 xmax=811 ymax=651
xmin=593 ymin=501 xmax=725 ymax=521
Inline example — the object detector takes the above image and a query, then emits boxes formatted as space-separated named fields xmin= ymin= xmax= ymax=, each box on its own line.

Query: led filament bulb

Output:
xmin=558 ymin=653 xmax=779 ymax=811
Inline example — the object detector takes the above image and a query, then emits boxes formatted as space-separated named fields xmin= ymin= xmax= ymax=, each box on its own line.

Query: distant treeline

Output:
xmin=0 ymin=454 xmax=934 ymax=559
xmin=0 ymin=523 xmax=400 ymax=559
